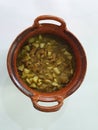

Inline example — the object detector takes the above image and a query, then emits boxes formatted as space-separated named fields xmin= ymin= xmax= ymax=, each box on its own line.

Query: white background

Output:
xmin=0 ymin=0 xmax=98 ymax=130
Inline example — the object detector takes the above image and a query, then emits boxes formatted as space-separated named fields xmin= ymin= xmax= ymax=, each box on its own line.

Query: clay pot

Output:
xmin=7 ymin=15 xmax=87 ymax=112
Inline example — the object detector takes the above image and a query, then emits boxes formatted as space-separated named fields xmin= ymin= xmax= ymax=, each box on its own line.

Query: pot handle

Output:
xmin=31 ymin=95 xmax=63 ymax=112
xmin=33 ymin=15 xmax=66 ymax=31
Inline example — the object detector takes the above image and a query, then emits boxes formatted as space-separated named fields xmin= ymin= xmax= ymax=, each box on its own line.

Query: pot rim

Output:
xmin=7 ymin=23 xmax=87 ymax=99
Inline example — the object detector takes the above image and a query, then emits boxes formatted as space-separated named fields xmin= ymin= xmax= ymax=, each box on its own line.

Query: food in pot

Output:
xmin=17 ymin=34 xmax=75 ymax=92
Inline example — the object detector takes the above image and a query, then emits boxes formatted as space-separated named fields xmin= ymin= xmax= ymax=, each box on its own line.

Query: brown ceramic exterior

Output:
xmin=7 ymin=15 xmax=87 ymax=112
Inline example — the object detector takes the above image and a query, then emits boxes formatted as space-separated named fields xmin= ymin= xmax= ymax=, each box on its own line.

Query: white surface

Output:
xmin=0 ymin=0 xmax=98 ymax=130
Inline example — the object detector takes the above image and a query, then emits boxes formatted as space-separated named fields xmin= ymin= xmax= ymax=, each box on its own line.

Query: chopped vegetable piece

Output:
xmin=40 ymin=43 xmax=45 ymax=48
xmin=18 ymin=64 xmax=24 ymax=71
xmin=30 ymin=83 xmax=37 ymax=88
xmin=28 ymin=37 xmax=35 ymax=43
xmin=52 ymin=82 xmax=59 ymax=87
xmin=24 ymin=45 xmax=30 ymax=51
xmin=53 ymin=67 xmax=60 ymax=75
xmin=24 ymin=68 xmax=30 ymax=74
xmin=32 ymin=76 xmax=38 ymax=83
xmin=48 ymin=51 xmax=52 ymax=56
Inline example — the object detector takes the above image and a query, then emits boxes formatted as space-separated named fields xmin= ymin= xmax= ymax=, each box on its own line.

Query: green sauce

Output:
xmin=17 ymin=34 xmax=75 ymax=92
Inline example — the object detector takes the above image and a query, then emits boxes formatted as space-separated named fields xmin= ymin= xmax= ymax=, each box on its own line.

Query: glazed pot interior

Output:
xmin=10 ymin=28 xmax=84 ymax=98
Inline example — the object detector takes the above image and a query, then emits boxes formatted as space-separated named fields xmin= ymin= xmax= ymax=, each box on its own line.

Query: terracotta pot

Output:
xmin=7 ymin=15 xmax=87 ymax=112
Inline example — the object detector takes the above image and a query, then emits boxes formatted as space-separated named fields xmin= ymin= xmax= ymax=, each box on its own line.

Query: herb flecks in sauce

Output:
xmin=17 ymin=34 xmax=75 ymax=92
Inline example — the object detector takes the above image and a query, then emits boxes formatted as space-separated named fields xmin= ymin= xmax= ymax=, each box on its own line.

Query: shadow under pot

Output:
xmin=7 ymin=15 xmax=87 ymax=112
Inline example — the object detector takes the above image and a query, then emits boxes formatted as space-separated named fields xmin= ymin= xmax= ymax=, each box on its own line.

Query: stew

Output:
xmin=17 ymin=34 xmax=75 ymax=92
